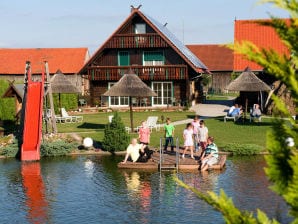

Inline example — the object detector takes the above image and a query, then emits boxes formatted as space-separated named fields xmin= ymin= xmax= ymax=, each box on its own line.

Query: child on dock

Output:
xmin=164 ymin=118 xmax=175 ymax=153
xmin=182 ymin=123 xmax=194 ymax=159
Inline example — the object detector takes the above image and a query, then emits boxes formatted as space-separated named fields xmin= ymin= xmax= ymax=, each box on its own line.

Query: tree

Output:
xmin=176 ymin=0 xmax=298 ymax=223
xmin=102 ymin=112 xmax=130 ymax=152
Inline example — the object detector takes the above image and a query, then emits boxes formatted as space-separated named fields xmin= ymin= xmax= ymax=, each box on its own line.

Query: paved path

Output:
xmin=171 ymin=99 xmax=233 ymax=126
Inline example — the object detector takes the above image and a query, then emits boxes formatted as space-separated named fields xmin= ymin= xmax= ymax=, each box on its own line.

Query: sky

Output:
xmin=0 ymin=0 xmax=289 ymax=55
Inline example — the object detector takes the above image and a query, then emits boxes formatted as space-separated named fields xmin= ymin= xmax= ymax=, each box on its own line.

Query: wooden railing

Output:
xmin=87 ymin=65 xmax=188 ymax=81
xmin=105 ymin=34 xmax=169 ymax=48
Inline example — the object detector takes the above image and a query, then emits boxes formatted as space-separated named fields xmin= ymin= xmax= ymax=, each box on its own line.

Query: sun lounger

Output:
xmin=61 ymin=108 xmax=83 ymax=122
xmin=224 ymin=114 xmax=240 ymax=122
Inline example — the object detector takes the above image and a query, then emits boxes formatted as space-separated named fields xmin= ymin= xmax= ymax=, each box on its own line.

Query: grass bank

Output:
xmin=55 ymin=111 xmax=274 ymax=151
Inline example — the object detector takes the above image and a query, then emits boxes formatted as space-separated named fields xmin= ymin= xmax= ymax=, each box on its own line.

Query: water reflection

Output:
xmin=0 ymin=155 xmax=292 ymax=224
xmin=122 ymin=171 xmax=152 ymax=224
xmin=21 ymin=162 xmax=49 ymax=224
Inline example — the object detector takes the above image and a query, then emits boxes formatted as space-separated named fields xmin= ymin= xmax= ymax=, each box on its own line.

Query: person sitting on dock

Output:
xmin=121 ymin=138 xmax=153 ymax=164
xmin=200 ymin=136 xmax=219 ymax=171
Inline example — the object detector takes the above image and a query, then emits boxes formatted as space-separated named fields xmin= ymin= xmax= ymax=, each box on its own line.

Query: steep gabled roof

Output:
xmin=2 ymin=83 xmax=24 ymax=99
xmin=81 ymin=8 xmax=208 ymax=74
xmin=234 ymin=19 xmax=289 ymax=71
xmin=143 ymin=13 xmax=208 ymax=72
xmin=0 ymin=48 xmax=89 ymax=75
xmin=187 ymin=44 xmax=233 ymax=71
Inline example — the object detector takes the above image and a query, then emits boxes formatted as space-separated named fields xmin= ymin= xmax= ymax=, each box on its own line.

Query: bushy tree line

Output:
xmin=0 ymin=78 xmax=79 ymax=121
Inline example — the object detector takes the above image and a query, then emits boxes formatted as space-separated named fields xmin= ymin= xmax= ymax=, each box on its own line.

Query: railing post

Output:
xmin=176 ymin=137 xmax=179 ymax=172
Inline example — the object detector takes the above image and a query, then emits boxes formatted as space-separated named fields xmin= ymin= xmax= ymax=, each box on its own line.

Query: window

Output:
xmin=108 ymin=83 xmax=129 ymax=106
xmin=143 ymin=51 xmax=164 ymax=75
xmin=135 ymin=24 xmax=146 ymax=45
xmin=118 ymin=51 xmax=130 ymax=75
xmin=118 ymin=51 xmax=130 ymax=66
xmin=135 ymin=24 xmax=146 ymax=34
xmin=143 ymin=51 xmax=164 ymax=66
xmin=152 ymin=82 xmax=172 ymax=106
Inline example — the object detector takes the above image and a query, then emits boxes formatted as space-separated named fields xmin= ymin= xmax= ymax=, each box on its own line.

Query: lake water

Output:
xmin=0 ymin=155 xmax=292 ymax=224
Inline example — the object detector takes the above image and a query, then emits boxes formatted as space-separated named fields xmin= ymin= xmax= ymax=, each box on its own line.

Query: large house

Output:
xmin=0 ymin=48 xmax=89 ymax=94
xmin=79 ymin=7 xmax=209 ymax=107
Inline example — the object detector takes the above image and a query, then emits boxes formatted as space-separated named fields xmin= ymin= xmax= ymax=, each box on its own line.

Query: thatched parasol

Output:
xmin=103 ymin=69 xmax=157 ymax=131
xmin=225 ymin=67 xmax=271 ymax=92
xmin=226 ymin=67 xmax=271 ymax=119
xmin=50 ymin=70 xmax=81 ymax=109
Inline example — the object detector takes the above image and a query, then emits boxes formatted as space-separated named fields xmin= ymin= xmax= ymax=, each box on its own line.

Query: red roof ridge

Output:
xmin=0 ymin=48 xmax=89 ymax=74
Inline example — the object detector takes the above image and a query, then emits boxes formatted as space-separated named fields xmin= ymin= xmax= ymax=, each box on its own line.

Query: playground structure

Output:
xmin=20 ymin=61 xmax=58 ymax=161
xmin=20 ymin=61 xmax=45 ymax=161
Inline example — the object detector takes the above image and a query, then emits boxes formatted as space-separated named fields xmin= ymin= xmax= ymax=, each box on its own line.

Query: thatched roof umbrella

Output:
xmin=44 ymin=69 xmax=81 ymax=134
xmin=103 ymin=69 xmax=157 ymax=131
xmin=226 ymin=67 xmax=271 ymax=118
xmin=50 ymin=70 xmax=81 ymax=109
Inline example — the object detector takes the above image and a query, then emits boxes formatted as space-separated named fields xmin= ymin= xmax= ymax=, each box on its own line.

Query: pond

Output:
xmin=0 ymin=155 xmax=292 ymax=224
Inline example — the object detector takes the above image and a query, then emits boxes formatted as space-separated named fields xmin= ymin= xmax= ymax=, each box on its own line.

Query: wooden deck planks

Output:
xmin=117 ymin=152 xmax=226 ymax=171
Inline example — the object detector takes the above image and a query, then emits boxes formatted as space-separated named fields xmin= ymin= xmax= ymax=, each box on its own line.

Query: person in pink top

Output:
xmin=138 ymin=121 xmax=150 ymax=145
xmin=191 ymin=115 xmax=200 ymax=153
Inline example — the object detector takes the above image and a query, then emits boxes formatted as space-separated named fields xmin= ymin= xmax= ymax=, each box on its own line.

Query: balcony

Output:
xmin=87 ymin=65 xmax=188 ymax=81
xmin=105 ymin=34 xmax=169 ymax=48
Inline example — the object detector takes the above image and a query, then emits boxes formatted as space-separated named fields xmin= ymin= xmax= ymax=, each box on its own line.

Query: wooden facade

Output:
xmin=80 ymin=8 xmax=208 ymax=107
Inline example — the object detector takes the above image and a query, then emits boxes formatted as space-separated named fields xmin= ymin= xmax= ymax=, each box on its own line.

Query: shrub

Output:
xmin=0 ymin=139 xmax=19 ymax=157
xmin=102 ymin=112 xmax=130 ymax=152
xmin=0 ymin=79 xmax=15 ymax=121
xmin=40 ymin=140 xmax=78 ymax=157
xmin=221 ymin=143 xmax=263 ymax=155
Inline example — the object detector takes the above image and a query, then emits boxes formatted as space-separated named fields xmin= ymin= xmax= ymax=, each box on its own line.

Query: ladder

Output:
xmin=159 ymin=137 xmax=180 ymax=172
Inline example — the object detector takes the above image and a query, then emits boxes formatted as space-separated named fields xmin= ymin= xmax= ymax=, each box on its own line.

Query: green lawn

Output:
xmin=54 ymin=111 xmax=275 ymax=150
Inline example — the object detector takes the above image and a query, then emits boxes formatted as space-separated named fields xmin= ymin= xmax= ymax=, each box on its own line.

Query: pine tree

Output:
xmin=176 ymin=0 xmax=298 ymax=223
xmin=102 ymin=112 xmax=130 ymax=152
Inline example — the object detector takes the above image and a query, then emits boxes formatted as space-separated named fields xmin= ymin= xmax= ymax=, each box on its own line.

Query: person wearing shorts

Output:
xmin=200 ymin=136 xmax=219 ymax=171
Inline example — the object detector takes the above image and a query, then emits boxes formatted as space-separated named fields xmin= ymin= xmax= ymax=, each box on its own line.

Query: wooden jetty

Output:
xmin=118 ymin=150 xmax=226 ymax=172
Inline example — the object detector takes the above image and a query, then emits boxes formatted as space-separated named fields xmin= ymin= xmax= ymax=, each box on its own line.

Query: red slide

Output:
xmin=21 ymin=67 xmax=44 ymax=161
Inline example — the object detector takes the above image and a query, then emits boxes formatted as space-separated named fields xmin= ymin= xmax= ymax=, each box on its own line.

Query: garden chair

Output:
xmin=61 ymin=108 xmax=83 ymax=122
xmin=140 ymin=116 xmax=160 ymax=132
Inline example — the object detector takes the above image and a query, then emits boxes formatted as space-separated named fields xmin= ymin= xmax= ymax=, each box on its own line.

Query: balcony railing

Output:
xmin=87 ymin=65 xmax=188 ymax=81
xmin=105 ymin=34 xmax=169 ymax=48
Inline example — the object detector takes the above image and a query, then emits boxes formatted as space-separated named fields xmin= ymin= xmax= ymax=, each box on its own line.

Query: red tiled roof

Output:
xmin=186 ymin=44 xmax=233 ymax=71
xmin=234 ymin=19 xmax=289 ymax=71
xmin=0 ymin=48 xmax=89 ymax=74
